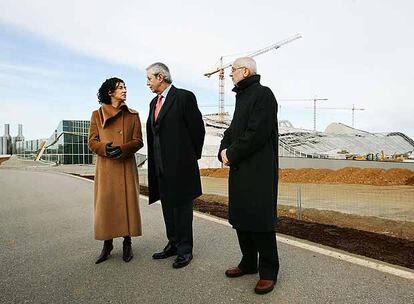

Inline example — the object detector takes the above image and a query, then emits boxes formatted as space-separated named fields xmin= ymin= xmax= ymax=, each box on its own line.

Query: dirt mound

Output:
xmin=407 ymin=176 xmax=414 ymax=185
xmin=200 ymin=167 xmax=414 ymax=186
xmin=288 ymin=167 xmax=414 ymax=186
xmin=321 ymin=167 xmax=385 ymax=185
xmin=200 ymin=168 xmax=229 ymax=178
xmin=0 ymin=157 xmax=10 ymax=165
xmin=280 ymin=168 xmax=333 ymax=183
xmin=384 ymin=168 xmax=414 ymax=185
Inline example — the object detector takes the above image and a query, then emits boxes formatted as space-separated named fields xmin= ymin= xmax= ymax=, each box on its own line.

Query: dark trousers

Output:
xmin=160 ymin=200 xmax=193 ymax=256
xmin=236 ymin=230 xmax=279 ymax=281
xmin=156 ymin=171 xmax=193 ymax=256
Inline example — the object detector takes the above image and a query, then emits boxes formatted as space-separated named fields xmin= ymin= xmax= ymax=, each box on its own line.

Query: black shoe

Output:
xmin=152 ymin=243 xmax=177 ymax=259
xmin=95 ymin=240 xmax=113 ymax=264
xmin=172 ymin=254 xmax=193 ymax=269
xmin=123 ymin=236 xmax=133 ymax=263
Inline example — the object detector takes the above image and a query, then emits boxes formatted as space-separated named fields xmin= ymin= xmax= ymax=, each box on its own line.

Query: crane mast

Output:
xmin=218 ymin=57 xmax=225 ymax=122
xmin=282 ymin=97 xmax=328 ymax=131
xmin=351 ymin=104 xmax=365 ymax=128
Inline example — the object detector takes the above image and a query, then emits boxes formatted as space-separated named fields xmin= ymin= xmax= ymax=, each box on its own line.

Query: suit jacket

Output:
xmin=146 ymin=85 xmax=205 ymax=206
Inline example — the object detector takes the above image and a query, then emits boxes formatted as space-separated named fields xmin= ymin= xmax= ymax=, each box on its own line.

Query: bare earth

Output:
xmin=0 ymin=156 xmax=10 ymax=165
xmin=200 ymin=167 xmax=414 ymax=186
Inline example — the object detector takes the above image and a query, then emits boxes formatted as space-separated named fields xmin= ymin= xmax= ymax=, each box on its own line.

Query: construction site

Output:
xmin=2 ymin=35 xmax=413 ymax=269
xmin=188 ymin=34 xmax=414 ymax=267
xmin=200 ymin=114 xmax=414 ymax=168
xmin=2 ymin=5 xmax=414 ymax=302
xmin=192 ymin=111 xmax=414 ymax=265
xmin=199 ymin=35 xmax=414 ymax=167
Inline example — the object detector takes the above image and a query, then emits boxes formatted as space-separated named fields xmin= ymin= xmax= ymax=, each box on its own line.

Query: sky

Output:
xmin=0 ymin=0 xmax=413 ymax=140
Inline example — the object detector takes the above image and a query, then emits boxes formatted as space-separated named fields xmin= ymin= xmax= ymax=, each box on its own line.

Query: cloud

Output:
xmin=0 ymin=0 xmax=413 ymax=138
xmin=0 ymin=62 xmax=61 ymax=79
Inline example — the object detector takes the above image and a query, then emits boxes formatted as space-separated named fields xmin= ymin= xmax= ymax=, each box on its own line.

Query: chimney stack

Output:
xmin=18 ymin=124 xmax=23 ymax=137
xmin=4 ymin=124 xmax=10 ymax=136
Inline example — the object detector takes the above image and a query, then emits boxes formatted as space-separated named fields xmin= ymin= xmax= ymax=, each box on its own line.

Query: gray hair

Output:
xmin=146 ymin=62 xmax=172 ymax=84
xmin=233 ymin=57 xmax=257 ymax=75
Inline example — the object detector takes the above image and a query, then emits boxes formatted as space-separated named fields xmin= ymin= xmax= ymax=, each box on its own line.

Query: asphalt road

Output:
xmin=1 ymin=169 xmax=414 ymax=304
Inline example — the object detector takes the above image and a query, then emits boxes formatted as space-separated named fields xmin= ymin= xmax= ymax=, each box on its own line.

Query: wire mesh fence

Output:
xmin=139 ymin=165 xmax=414 ymax=238
xmin=278 ymin=183 xmax=414 ymax=223
xmin=139 ymin=158 xmax=414 ymax=226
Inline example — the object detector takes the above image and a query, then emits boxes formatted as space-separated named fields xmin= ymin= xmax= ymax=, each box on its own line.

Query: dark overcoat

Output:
xmin=146 ymin=85 xmax=205 ymax=206
xmin=88 ymin=103 xmax=144 ymax=240
xmin=218 ymin=75 xmax=279 ymax=232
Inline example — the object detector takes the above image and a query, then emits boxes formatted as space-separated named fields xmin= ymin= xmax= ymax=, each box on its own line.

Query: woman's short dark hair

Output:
xmin=97 ymin=77 xmax=125 ymax=104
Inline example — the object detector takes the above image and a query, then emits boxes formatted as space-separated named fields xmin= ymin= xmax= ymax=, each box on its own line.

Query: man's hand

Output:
xmin=221 ymin=149 xmax=230 ymax=166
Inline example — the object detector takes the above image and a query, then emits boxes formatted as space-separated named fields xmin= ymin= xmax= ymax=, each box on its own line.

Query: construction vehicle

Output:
xmin=346 ymin=154 xmax=367 ymax=161
xmin=346 ymin=151 xmax=407 ymax=162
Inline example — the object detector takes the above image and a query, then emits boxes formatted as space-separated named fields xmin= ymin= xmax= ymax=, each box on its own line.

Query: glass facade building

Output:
xmin=16 ymin=120 xmax=94 ymax=164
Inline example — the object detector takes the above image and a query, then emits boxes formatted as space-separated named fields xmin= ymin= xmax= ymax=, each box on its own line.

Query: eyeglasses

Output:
xmin=231 ymin=66 xmax=246 ymax=73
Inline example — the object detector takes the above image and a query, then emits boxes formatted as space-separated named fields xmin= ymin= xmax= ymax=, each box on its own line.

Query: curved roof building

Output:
xmin=202 ymin=114 xmax=414 ymax=160
xmin=278 ymin=121 xmax=414 ymax=159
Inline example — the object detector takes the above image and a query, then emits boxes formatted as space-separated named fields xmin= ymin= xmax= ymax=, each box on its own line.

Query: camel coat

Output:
xmin=88 ymin=103 xmax=143 ymax=240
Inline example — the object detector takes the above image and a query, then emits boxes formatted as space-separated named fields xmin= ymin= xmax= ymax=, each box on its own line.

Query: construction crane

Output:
xmin=282 ymin=97 xmax=328 ymax=131
xmin=308 ymin=104 xmax=365 ymax=128
xmin=204 ymin=34 xmax=302 ymax=123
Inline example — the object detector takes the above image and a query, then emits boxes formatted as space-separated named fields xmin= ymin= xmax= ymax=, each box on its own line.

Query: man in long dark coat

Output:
xmin=218 ymin=57 xmax=279 ymax=294
xmin=146 ymin=62 xmax=205 ymax=268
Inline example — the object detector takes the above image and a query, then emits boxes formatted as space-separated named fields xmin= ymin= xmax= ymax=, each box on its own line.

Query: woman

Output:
xmin=88 ymin=77 xmax=143 ymax=264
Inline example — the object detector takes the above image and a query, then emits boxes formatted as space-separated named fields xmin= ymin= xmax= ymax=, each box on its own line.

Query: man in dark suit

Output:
xmin=145 ymin=62 xmax=205 ymax=268
xmin=218 ymin=57 xmax=279 ymax=294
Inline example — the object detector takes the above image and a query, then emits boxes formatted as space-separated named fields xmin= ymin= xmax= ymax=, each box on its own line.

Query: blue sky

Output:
xmin=0 ymin=24 xmax=215 ymax=139
xmin=1 ymin=0 xmax=413 ymax=140
xmin=0 ymin=24 xmax=142 ymax=138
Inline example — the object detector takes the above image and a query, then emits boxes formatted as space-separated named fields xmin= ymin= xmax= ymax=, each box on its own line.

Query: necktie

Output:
xmin=154 ymin=95 xmax=163 ymax=121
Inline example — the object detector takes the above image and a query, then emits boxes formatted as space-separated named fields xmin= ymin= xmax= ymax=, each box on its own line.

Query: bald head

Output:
xmin=233 ymin=57 xmax=257 ymax=75
xmin=230 ymin=57 xmax=257 ymax=86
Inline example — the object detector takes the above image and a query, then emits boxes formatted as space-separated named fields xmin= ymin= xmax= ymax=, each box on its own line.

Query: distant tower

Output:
xmin=2 ymin=124 xmax=12 ymax=155
xmin=12 ymin=124 xmax=25 ymax=154
xmin=18 ymin=124 xmax=23 ymax=137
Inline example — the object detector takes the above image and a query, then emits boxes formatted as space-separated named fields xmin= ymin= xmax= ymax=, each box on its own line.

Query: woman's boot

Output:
xmin=95 ymin=239 xmax=113 ymax=264
xmin=123 ymin=236 xmax=133 ymax=262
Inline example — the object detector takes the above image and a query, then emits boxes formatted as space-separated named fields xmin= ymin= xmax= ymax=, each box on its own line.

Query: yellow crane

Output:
xmin=204 ymin=34 xmax=302 ymax=123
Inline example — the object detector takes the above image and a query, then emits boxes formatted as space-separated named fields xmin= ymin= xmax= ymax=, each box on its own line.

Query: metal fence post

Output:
xmin=296 ymin=184 xmax=302 ymax=220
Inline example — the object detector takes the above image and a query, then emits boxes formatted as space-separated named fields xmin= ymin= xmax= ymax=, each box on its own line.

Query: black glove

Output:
xmin=106 ymin=142 xmax=122 ymax=159
xmin=111 ymin=147 xmax=122 ymax=159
